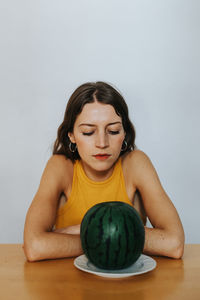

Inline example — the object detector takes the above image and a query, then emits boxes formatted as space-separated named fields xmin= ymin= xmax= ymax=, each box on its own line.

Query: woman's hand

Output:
xmin=53 ymin=224 xmax=81 ymax=235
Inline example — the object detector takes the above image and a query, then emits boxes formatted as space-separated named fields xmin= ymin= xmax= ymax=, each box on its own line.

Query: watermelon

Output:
xmin=80 ymin=201 xmax=145 ymax=270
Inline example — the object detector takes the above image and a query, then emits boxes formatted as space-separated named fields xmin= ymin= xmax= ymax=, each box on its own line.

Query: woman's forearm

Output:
xmin=24 ymin=226 xmax=184 ymax=262
xmin=143 ymin=227 xmax=184 ymax=259
xmin=24 ymin=232 xmax=83 ymax=262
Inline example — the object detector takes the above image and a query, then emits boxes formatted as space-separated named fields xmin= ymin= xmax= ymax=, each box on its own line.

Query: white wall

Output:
xmin=0 ymin=0 xmax=199 ymax=243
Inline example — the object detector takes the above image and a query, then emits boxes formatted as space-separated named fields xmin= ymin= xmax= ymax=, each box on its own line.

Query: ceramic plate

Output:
xmin=74 ymin=254 xmax=156 ymax=278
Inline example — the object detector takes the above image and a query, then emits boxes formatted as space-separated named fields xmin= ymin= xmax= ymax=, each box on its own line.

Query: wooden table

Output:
xmin=0 ymin=244 xmax=200 ymax=300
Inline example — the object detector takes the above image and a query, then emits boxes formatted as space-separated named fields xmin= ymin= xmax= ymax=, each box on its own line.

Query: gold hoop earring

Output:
xmin=69 ymin=142 xmax=77 ymax=153
xmin=121 ymin=140 xmax=127 ymax=151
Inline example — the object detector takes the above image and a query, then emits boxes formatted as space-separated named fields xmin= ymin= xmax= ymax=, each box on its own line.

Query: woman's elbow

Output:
xmin=23 ymin=237 xmax=42 ymax=262
xmin=171 ymin=243 xmax=184 ymax=259
xmin=170 ymin=234 xmax=185 ymax=259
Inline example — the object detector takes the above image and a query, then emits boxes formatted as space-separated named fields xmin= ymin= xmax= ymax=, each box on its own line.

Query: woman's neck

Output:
xmin=80 ymin=161 xmax=115 ymax=182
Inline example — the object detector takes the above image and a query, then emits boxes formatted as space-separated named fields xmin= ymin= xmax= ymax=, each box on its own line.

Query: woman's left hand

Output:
xmin=53 ymin=224 xmax=81 ymax=235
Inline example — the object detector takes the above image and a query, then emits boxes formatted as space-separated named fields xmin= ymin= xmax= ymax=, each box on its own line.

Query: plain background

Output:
xmin=0 ymin=0 xmax=199 ymax=243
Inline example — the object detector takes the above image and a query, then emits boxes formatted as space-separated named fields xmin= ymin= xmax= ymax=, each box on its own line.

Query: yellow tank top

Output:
xmin=55 ymin=158 xmax=133 ymax=229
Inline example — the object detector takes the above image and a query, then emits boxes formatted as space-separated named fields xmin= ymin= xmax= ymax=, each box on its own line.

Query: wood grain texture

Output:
xmin=0 ymin=244 xmax=200 ymax=300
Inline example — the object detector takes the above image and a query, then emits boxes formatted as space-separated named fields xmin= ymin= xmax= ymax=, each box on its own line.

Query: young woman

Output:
xmin=23 ymin=81 xmax=184 ymax=262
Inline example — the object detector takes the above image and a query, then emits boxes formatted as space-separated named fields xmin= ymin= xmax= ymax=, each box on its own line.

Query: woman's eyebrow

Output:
xmin=78 ymin=123 xmax=95 ymax=127
xmin=78 ymin=122 xmax=122 ymax=127
xmin=107 ymin=122 xmax=122 ymax=126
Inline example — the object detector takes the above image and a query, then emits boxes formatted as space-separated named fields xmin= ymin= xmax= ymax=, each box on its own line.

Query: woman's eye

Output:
xmin=82 ymin=130 xmax=120 ymax=136
xmin=82 ymin=132 xmax=94 ymax=136
xmin=109 ymin=131 xmax=120 ymax=135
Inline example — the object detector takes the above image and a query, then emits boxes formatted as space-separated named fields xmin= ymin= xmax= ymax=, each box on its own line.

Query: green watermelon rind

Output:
xmin=80 ymin=201 xmax=145 ymax=270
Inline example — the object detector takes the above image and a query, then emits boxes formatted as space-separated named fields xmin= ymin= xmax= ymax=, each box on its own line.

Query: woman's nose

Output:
xmin=95 ymin=133 xmax=109 ymax=148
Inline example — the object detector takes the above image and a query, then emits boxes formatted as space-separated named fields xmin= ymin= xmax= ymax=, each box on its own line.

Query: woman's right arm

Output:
xmin=23 ymin=155 xmax=83 ymax=262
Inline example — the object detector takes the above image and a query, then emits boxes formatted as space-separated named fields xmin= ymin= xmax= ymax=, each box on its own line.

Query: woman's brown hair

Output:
xmin=53 ymin=81 xmax=136 ymax=161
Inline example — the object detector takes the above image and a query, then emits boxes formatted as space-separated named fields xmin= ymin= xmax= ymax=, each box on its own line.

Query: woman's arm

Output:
xmin=130 ymin=150 xmax=185 ymax=258
xmin=23 ymin=155 xmax=83 ymax=262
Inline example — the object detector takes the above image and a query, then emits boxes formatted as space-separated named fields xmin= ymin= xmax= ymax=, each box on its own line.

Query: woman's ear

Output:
xmin=68 ymin=132 xmax=76 ymax=143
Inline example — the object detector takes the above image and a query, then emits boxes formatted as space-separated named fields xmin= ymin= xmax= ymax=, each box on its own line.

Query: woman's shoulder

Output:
xmin=47 ymin=154 xmax=73 ymax=169
xmin=122 ymin=149 xmax=153 ymax=180
xmin=45 ymin=154 xmax=74 ymax=184
xmin=122 ymin=149 xmax=151 ymax=167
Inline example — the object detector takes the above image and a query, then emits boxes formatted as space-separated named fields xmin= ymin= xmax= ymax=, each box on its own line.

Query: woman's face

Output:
xmin=68 ymin=101 xmax=125 ymax=180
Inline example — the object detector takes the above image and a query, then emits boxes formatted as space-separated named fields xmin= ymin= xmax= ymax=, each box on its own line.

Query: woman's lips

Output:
xmin=93 ymin=154 xmax=111 ymax=160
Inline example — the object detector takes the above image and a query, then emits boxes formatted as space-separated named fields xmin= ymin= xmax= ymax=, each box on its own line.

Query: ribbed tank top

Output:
xmin=55 ymin=158 xmax=133 ymax=229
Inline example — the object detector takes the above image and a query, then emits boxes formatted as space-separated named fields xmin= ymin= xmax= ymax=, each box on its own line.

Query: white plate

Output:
xmin=74 ymin=254 xmax=156 ymax=278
